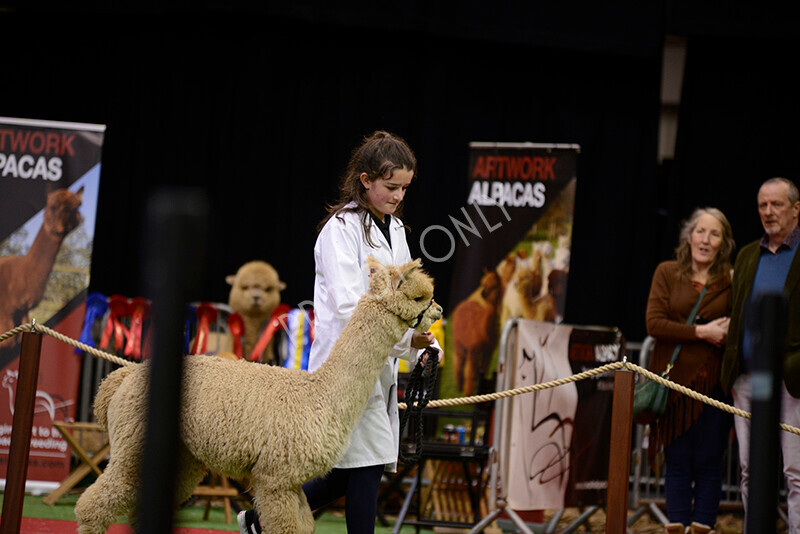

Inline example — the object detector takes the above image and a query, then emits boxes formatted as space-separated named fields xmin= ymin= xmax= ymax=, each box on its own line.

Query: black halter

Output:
xmin=409 ymin=299 xmax=434 ymax=329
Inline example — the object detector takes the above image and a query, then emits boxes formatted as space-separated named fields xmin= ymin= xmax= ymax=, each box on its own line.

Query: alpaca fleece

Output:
xmin=74 ymin=257 xmax=442 ymax=534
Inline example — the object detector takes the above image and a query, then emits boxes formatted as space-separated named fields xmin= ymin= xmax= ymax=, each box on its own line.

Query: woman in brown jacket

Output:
xmin=645 ymin=207 xmax=735 ymax=534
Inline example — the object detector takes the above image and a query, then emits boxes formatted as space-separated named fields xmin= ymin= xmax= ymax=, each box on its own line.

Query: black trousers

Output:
xmin=303 ymin=464 xmax=385 ymax=534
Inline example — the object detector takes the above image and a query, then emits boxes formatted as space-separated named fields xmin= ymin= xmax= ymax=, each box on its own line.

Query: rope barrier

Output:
xmin=0 ymin=323 xmax=34 ymax=344
xmin=400 ymin=360 xmax=626 ymax=409
xmin=6 ymin=322 xmax=135 ymax=368
xmin=622 ymin=361 xmax=752 ymax=420
xmin=4 ymin=322 xmax=800 ymax=436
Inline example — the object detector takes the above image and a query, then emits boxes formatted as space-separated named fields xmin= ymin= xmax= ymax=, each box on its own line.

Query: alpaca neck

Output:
xmin=311 ymin=297 xmax=408 ymax=441
xmin=15 ymin=226 xmax=63 ymax=308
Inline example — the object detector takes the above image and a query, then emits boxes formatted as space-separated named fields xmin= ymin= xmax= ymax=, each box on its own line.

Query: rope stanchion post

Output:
xmin=0 ymin=329 xmax=43 ymax=534
xmin=746 ymin=292 xmax=787 ymax=533
xmin=606 ymin=368 xmax=635 ymax=534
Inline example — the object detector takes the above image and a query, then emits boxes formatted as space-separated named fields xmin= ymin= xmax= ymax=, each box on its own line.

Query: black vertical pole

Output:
xmin=746 ymin=292 xmax=787 ymax=534
xmin=136 ymin=188 xmax=208 ymax=534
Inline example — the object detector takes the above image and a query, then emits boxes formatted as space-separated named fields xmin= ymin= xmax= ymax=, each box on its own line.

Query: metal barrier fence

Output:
xmin=626 ymin=336 xmax=744 ymax=522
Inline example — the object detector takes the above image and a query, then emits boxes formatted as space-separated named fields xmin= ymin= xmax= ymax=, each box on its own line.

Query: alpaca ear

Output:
xmin=391 ymin=268 xmax=405 ymax=291
xmin=366 ymin=256 xmax=384 ymax=277
xmin=366 ymin=256 xmax=391 ymax=293
xmin=401 ymin=259 xmax=422 ymax=277
xmin=226 ymin=275 xmax=236 ymax=286
xmin=394 ymin=259 xmax=422 ymax=290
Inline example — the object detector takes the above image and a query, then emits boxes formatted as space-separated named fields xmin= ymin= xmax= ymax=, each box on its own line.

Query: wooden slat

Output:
xmin=0 ymin=332 xmax=43 ymax=534
xmin=606 ymin=370 xmax=634 ymax=533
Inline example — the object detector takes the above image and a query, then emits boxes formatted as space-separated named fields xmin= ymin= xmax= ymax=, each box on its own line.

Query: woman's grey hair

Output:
xmin=674 ymin=207 xmax=735 ymax=284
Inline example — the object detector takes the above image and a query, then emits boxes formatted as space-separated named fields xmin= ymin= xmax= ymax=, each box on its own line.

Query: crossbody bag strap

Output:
xmin=665 ymin=286 xmax=708 ymax=373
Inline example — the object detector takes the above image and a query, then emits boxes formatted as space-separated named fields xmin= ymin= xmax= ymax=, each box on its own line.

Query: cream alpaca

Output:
xmin=74 ymin=257 xmax=442 ymax=534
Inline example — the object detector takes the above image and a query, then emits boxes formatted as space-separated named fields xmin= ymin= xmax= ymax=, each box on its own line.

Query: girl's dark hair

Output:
xmin=317 ymin=131 xmax=417 ymax=245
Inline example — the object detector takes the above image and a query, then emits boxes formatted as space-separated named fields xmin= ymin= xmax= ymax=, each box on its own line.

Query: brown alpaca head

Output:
xmin=497 ymin=252 xmax=517 ymax=288
xmin=226 ymin=261 xmax=285 ymax=321
xmin=479 ymin=269 xmax=502 ymax=305
xmin=518 ymin=267 xmax=543 ymax=299
xmin=43 ymin=187 xmax=83 ymax=237
xmin=365 ymin=257 xmax=442 ymax=332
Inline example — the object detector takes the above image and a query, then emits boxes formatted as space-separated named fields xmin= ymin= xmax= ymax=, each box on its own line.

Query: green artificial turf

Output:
xmin=1 ymin=492 xmax=423 ymax=533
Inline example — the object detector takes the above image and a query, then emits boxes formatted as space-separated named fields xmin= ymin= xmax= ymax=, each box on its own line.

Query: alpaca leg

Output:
xmin=453 ymin=344 xmax=465 ymax=393
xmin=75 ymin=457 xmax=139 ymax=534
xmin=464 ymin=350 xmax=478 ymax=396
xmin=122 ymin=450 xmax=207 ymax=531
xmin=253 ymin=486 xmax=314 ymax=534
xmin=296 ymin=488 xmax=316 ymax=533
xmin=115 ymin=451 xmax=206 ymax=531
xmin=173 ymin=445 xmax=209 ymax=507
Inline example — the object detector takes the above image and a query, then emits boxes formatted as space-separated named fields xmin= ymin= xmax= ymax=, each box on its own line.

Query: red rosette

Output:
xmin=227 ymin=312 xmax=245 ymax=359
xmin=190 ymin=302 xmax=218 ymax=355
xmin=247 ymin=303 xmax=291 ymax=363
xmin=100 ymin=295 xmax=131 ymax=353
xmin=125 ymin=297 xmax=151 ymax=360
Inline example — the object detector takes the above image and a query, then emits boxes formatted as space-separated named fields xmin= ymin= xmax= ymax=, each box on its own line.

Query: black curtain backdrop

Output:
xmin=663 ymin=35 xmax=800 ymax=264
xmin=2 ymin=5 xmax=794 ymax=344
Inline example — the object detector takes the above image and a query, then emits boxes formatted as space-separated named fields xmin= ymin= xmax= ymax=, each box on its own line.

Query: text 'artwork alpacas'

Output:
xmin=75 ymin=257 xmax=442 ymax=534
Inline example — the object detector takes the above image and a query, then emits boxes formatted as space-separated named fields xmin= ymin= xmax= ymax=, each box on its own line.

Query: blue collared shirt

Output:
xmin=743 ymin=225 xmax=800 ymax=367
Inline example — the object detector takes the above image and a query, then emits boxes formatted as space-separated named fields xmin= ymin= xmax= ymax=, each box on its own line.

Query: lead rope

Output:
xmin=398 ymin=347 xmax=439 ymax=464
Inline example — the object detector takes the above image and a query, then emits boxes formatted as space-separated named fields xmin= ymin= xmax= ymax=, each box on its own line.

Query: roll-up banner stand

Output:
xmin=0 ymin=116 xmax=105 ymax=493
xmin=443 ymin=142 xmax=580 ymax=401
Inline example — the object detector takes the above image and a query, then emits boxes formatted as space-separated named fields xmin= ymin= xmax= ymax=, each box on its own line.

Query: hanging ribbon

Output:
xmin=307 ymin=308 xmax=315 ymax=344
xmin=76 ymin=292 xmax=108 ymax=354
xmin=184 ymin=305 xmax=197 ymax=355
xmin=283 ymin=309 xmax=314 ymax=371
xmin=227 ymin=312 xmax=245 ymax=359
xmin=190 ymin=302 xmax=218 ymax=355
xmin=100 ymin=295 xmax=131 ymax=353
xmin=124 ymin=297 xmax=151 ymax=360
xmin=248 ymin=303 xmax=292 ymax=362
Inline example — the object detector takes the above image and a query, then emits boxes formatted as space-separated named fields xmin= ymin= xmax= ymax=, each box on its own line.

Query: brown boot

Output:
xmin=689 ymin=522 xmax=714 ymax=534
xmin=664 ymin=524 xmax=684 ymax=534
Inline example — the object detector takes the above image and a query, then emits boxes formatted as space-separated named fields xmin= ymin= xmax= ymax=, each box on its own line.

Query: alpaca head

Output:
xmin=480 ymin=269 xmax=502 ymax=304
xmin=365 ymin=257 xmax=442 ymax=332
xmin=43 ymin=187 xmax=83 ymax=237
xmin=226 ymin=260 xmax=285 ymax=321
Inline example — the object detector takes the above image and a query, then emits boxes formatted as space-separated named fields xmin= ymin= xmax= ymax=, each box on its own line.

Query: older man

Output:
xmin=721 ymin=177 xmax=800 ymax=533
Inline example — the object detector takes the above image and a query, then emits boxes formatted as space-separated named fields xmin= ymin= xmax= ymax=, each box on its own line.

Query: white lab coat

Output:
xmin=308 ymin=203 xmax=435 ymax=472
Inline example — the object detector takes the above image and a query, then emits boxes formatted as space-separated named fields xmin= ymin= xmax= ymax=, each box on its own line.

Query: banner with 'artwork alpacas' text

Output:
xmin=444 ymin=142 xmax=579 ymax=400
xmin=0 ymin=116 xmax=105 ymax=492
